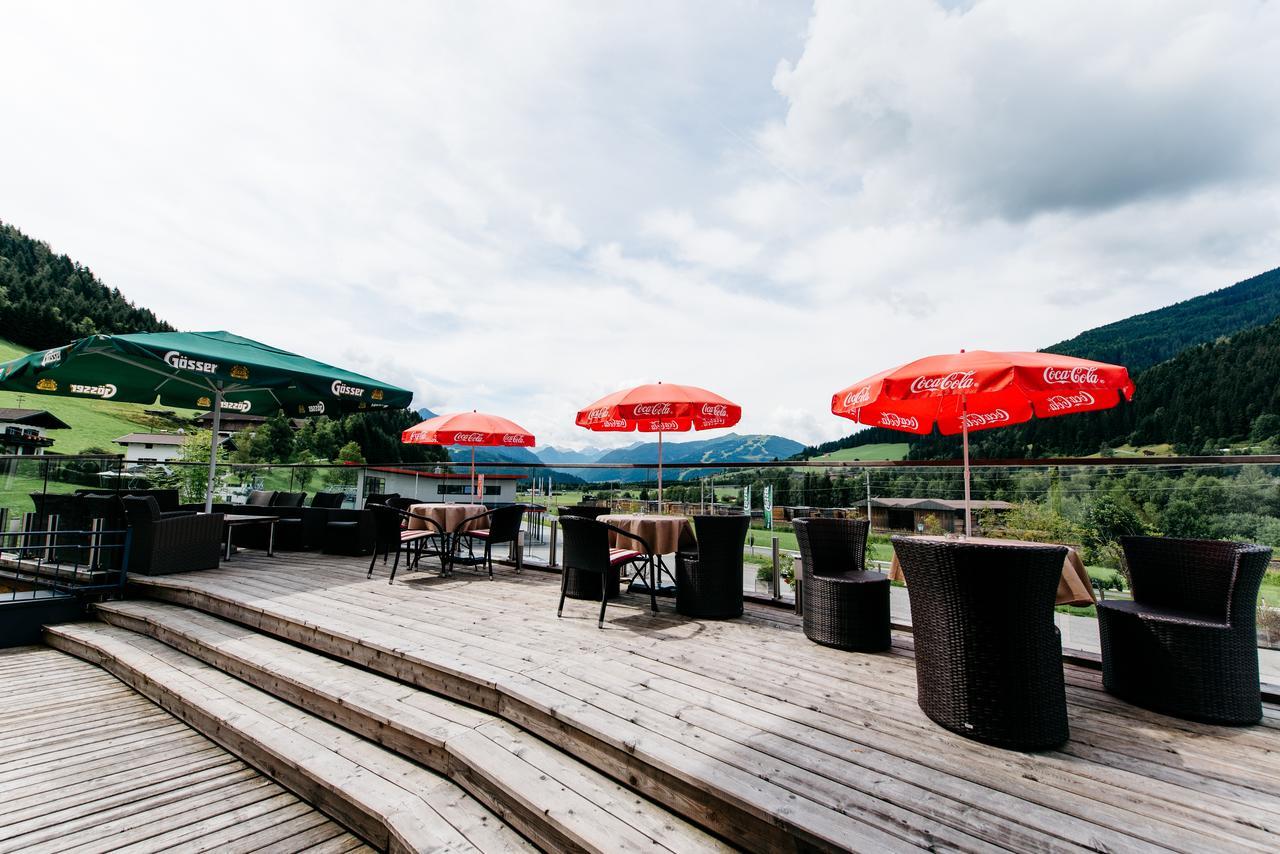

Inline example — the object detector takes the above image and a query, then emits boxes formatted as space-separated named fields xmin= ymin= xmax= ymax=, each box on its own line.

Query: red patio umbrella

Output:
xmin=575 ymin=382 xmax=741 ymax=511
xmin=831 ymin=350 xmax=1135 ymax=535
xmin=402 ymin=411 xmax=535 ymax=499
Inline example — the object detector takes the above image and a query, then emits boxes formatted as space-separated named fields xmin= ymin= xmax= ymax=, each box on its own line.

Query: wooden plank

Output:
xmin=45 ymin=623 xmax=533 ymax=854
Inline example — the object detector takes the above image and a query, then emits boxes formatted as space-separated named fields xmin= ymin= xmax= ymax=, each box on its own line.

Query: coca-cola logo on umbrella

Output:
xmin=1043 ymin=366 xmax=1101 ymax=385
xmin=842 ymin=386 xmax=872 ymax=408
xmin=453 ymin=432 xmax=486 ymax=443
xmin=645 ymin=419 xmax=681 ymax=431
xmin=700 ymin=403 xmax=729 ymax=417
xmin=586 ymin=407 xmax=612 ymax=421
xmin=909 ymin=371 xmax=976 ymax=394
xmin=501 ymin=433 xmax=527 ymax=444
xmin=1045 ymin=391 xmax=1096 ymax=412
xmin=961 ymin=409 xmax=1010 ymax=428
xmin=879 ymin=412 xmax=920 ymax=430
xmin=632 ymin=402 xmax=673 ymax=416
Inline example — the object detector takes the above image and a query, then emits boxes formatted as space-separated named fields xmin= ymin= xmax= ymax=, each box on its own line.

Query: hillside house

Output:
xmin=114 ymin=432 xmax=236 ymax=463
xmin=0 ymin=409 xmax=71 ymax=455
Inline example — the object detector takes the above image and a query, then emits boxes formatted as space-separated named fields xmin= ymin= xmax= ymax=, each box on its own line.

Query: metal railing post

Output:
xmin=771 ymin=535 xmax=780 ymax=601
xmin=549 ymin=520 xmax=559 ymax=568
xmin=88 ymin=517 xmax=104 ymax=569
xmin=44 ymin=513 xmax=59 ymax=562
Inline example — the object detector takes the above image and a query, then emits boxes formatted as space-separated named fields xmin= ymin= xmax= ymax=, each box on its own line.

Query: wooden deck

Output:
xmin=0 ymin=645 xmax=371 ymax=854
xmin=127 ymin=551 xmax=1280 ymax=853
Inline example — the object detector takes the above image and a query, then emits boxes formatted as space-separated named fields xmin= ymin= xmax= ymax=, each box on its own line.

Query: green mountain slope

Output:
xmin=0 ymin=221 xmax=172 ymax=350
xmin=1044 ymin=266 xmax=1280 ymax=372
xmin=809 ymin=265 xmax=1280 ymax=459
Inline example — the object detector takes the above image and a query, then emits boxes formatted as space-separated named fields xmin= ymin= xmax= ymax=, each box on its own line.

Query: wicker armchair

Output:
xmin=453 ymin=505 xmax=527 ymax=578
xmin=558 ymin=516 xmax=655 ymax=627
xmin=891 ymin=537 xmax=1069 ymax=751
xmin=1098 ymin=536 xmax=1272 ymax=725
xmin=675 ymin=514 xmax=749 ymax=619
xmin=558 ymin=505 xmax=611 ymax=521
xmin=121 ymin=496 xmax=224 ymax=575
xmin=794 ymin=518 xmax=889 ymax=652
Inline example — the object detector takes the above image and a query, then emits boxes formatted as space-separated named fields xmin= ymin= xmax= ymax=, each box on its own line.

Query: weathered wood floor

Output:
xmin=0 ymin=645 xmax=371 ymax=854
xmin=131 ymin=551 xmax=1280 ymax=853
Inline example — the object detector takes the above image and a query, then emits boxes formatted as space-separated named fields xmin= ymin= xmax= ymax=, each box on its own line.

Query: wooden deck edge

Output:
xmin=42 ymin=622 xmax=498 ymax=854
xmin=129 ymin=577 xmax=840 ymax=853
xmin=92 ymin=600 xmax=722 ymax=854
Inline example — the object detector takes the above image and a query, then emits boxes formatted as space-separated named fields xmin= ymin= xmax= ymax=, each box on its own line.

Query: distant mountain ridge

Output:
xmin=533 ymin=446 xmax=609 ymax=465
xmin=1043 ymin=266 xmax=1280 ymax=372
xmin=582 ymin=433 xmax=805 ymax=483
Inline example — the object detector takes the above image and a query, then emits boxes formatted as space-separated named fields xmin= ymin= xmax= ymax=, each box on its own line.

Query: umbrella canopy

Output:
xmin=575 ymin=382 xmax=741 ymax=510
xmin=402 ymin=411 xmax=536 ymax=498
xmin=0 ymin=331 xmax=414 ymax=510
xmin=831 ymin=350 xmax=1134 ymax=534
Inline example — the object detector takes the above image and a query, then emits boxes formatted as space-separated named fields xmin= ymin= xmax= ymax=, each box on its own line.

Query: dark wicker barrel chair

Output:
xmin=558 ymin=516 xmax=655 ymax=627
xmin=794 ymin=518 xmax=890 ymax=652
xmin=453 ymin=505 xmax=528 ymax=579
xmin=892 ymin=537 xmax=1069 ymax=751
xmin=366 ymin=504 xmax=445 ymax=583
xmin=310 ymin=492 xmax=347 ymax=509
xmin=676 ymin=514 xmax=750 ymax=619
xmin=1098 ymin=536 xmax=1272 ymax=725
xmin=121 ymin=495 xmax=224 ymax=575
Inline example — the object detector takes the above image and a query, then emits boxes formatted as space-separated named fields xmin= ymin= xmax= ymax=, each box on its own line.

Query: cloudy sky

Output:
xmin=3 ymin=0 xmax=1279 ymax=448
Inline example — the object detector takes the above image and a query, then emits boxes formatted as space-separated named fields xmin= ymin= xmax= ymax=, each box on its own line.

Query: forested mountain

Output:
xmin=1044 ymin=266 xmax=1280 ymax=372
xmin=806 ymin=266 xmax=1280 ymax=460
xmin=534 ymin=446 xmax=609 ymax=464
xmin=0 ymin=221 xmax=172 ymax=349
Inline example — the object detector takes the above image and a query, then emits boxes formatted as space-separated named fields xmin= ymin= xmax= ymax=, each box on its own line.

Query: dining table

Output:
xmin=406 ymin=503 xmax=488 ymax=574
xmin=887 ymin=535 xmax=1097 ymax=606
xmin=598 ymin=513 xmax=696 ymax=593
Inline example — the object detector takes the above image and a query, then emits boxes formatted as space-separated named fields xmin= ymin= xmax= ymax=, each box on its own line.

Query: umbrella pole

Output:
xmin=657 ymin=430 xmax=664 ymax=513
xmin=204 ymin=384 xmax=223 ymax=514
xmin=471 ymin=446 xmax=476 ymax=500
xmin=961 ymin=394 xmax=971 ymax=537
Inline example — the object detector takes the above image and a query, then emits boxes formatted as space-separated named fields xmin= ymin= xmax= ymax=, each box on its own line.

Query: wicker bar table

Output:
xmin=888 ymin=535 xmax=1095 ymax=606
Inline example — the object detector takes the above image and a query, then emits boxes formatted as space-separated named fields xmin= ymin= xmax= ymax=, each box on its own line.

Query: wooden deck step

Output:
xmin=44 ymin=622 xmax=533 ymax=854
xmin=91 ymin=599 xmax=727 ymax=854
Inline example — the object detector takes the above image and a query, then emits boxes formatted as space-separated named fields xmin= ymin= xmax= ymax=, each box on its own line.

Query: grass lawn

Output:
xmin=810 ymin=443 xmax=910 ymax=463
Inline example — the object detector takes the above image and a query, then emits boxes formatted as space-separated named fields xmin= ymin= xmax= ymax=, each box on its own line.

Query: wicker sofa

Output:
xmin=121 ymin=495 xmax=223 ymax=575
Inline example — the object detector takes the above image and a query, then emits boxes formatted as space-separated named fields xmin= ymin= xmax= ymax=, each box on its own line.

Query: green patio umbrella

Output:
xmin=0 ymin=330 xmax=413 ymax=511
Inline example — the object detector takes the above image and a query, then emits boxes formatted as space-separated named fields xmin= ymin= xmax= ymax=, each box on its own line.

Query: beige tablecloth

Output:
xmin=599 ymin=514 xmax=695 ymax=555
xmin=888 ymin=535 xmax=1096 ymax=607
xmin=406 ymin=503 xmax=488 ymax=534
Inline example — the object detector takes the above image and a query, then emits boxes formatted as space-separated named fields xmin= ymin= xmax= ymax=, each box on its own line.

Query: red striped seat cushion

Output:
xmin=465 ymin=528 xmax=490 ymax=539
xmin=401 ymin=530 xmax=435 ymax=542
xmin=609 ymin=548 xmax=642 ymax=566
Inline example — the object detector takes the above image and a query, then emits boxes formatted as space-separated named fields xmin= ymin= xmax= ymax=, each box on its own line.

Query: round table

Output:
xmin=598 ymin=514 xmax=695 ymax=555
xmin=406 ymin=503 xmax=487 ymax=533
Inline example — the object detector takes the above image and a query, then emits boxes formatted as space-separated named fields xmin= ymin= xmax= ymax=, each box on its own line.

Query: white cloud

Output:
xmin=1 ymin=0 xmax=1278 ymax=450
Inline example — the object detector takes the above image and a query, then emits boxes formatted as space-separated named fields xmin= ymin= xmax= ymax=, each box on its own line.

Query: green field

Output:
xmin=810 ymin=443 xmax=910 ymax=463
xmin=0 ymin=338 xmax=201 ymax=454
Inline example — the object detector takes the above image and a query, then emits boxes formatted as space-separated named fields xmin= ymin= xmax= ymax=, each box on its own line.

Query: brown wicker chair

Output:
xmin=452 ymin=505 xmax=528 ymax=579
xmin=1098 ymin=536 xmax=1272 ymax=725
xmin=892 ymin=537 xmax=1069 ymax=751
xmin=676 ymin=514 xmax=749 ymax=619
xmin=794 ymin=518 xmax=889 ymax=651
